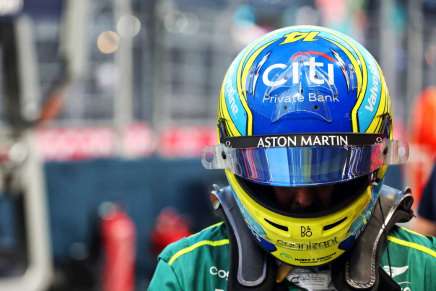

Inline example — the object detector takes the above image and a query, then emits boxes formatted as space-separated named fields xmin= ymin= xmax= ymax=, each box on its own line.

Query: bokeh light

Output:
xmin=97 ymin=31 xmax=120 ymax=54
xmin=116 ymin=15 xmax=141 ymax=38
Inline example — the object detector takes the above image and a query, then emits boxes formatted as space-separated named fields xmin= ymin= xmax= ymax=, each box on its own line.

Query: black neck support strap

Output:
xmin=331 ymin=185 xmax=414 ymax=291
xmin=211 ymin=184 xmax=414 ymax=291
xmin=211 ymin=185 xmax=280 ymax=290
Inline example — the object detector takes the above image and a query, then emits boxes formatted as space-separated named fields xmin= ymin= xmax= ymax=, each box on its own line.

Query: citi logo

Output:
xmin=262 ymin=57 xmax=334 ymax=87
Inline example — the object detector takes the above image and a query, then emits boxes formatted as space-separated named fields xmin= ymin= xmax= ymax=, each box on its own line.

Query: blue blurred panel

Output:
xmin=383 ymin=165 xmax=405 ymax=190
xmin=0 ymin=196 xmax=16 ymax=249
xmin=23 ymin=0 xmax=63 ymax=19
xmin=175 ymin=0 xmax=229 ymax=10
xmin=44 ymin=157 xmax=226 ymax=278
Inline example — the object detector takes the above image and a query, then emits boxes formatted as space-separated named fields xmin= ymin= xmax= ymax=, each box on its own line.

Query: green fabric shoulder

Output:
xmin=148 ymin=222 xmax=230 ymax=291
xmin=387 ymin=225 xmax=436 ymax=251
xmin=158 ymin=221 xmax=229 ymax=264
xmin=381 ymin=225 xmax=436 ymax=291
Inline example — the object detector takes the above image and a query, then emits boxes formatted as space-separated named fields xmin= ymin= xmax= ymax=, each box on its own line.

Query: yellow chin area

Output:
xmin=225 ymin=170 xmax=372 ymax=266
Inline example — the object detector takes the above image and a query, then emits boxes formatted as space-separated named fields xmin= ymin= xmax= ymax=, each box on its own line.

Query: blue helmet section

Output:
xmin=219 ymin=25 xmax=390 ymax=137
xmin=247 ymin=36 xmax=355 ymax=134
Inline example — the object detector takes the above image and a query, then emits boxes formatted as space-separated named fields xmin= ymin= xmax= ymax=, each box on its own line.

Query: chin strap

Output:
xmin=211 ymin=184 xmax=414 ymax=291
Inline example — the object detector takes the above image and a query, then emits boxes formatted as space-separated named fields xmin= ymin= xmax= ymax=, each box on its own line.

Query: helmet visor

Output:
xmin=202 ymin=135 xmax=408 ymax=186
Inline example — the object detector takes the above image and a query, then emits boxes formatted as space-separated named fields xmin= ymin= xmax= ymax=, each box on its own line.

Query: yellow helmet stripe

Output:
xmin=236 ymin=46 xmax=255 ymax=136
xmin=240 ymin=40 xmax=277 ymax=135
xmin=321 ymin=29 xmax=369 ymax=132
xmin=236 ymin=40 xmax=276 ymax=135
xmin=337 ymin=47 xmax=368 ymax=132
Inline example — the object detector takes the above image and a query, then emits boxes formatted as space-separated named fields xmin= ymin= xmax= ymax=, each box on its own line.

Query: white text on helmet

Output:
xmin=256 ymin=135 xmax=348 ymax=148
xmin=364 ymin=62 xmax=380 ymax=113
xmin=261 ymin=92 xmax=339 ymax=104
xmin=257 ymin=136 xmax=297 ymax=147
xmin=300 ymin=135 xmax=348 ymax=146
xmin=262 ymin=57 xmax=334 ymax=87
xmin=226 ymin=84 xmax=239 ymax=114
xmin=225 ymin=62 xmax=239 ymax=114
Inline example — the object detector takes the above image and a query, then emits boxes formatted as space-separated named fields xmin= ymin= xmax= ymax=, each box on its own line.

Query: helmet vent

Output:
xmin=323 ymin=217 xmax=347 ymax=231
xmin=264 ymin=218 xmax=288 ymax=231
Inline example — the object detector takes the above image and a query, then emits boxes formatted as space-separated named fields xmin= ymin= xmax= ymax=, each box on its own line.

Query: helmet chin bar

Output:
xmin=226 ymin=170 xmax=375 ymax=267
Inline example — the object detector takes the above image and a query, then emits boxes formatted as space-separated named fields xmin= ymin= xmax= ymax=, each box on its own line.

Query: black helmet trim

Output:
xmin=221 ymin=133 xmax=385 ymax=149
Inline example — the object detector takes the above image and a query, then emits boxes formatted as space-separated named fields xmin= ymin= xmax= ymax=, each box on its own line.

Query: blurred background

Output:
xmin=0 ymin=0 xmax=434 ymax=290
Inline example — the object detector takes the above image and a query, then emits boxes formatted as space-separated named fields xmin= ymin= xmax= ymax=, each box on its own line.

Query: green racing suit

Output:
xmin=148 ymin=221 xmax=436 ymax=291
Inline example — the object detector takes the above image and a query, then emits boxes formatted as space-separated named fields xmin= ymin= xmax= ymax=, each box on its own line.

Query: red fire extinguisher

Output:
xmin=150 ymin=207 xmax=191 ymax=255
xmin=100 ymin=203 xmax=136 ymax=291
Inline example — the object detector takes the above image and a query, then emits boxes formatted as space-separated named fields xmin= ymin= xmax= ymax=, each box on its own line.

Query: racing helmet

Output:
xmin=202 ymin=26 xmax=408 ymax=267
